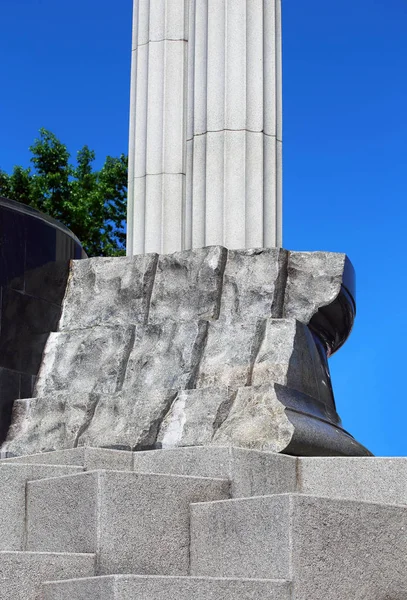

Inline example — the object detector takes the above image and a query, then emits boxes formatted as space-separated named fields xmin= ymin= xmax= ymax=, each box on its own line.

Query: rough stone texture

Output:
xmin=195 ymin=319 xmax=263 ymax=389
xmin=219 ymin=248 xmax=287 ymax=320
xmin=27 ymin=470 xmax=230 ymax=575
xmin=149 ymin=246 xmax=227 ymax=323
xmin=42 ymin=575 xmax=292 ymax=600
xmin=59 ymin=254 xmax=158 ymax=330
xmin=212 ymin=385 xmax=295 ymax=453
xmin=122 ymin=321 xmax=207 ymax=393
xmin=284 ymin=252 xmax=347 ymax=324
xmin=34 ymin=327 xmax=135 ymax=396
xmin=1 ymin=247 xmax=367 ymax=458
xmin=78 ymin=389 xmax=178 ymax=451
xmin=0 ymin=551 xmax=95 ymax=600
xmin=157 ymin=388 xmax=234 ymax=449
xmin=2 ymin=394 xmax=97 ymax=456
xmin=0 ymin=464 xmax=82 ymax=550
xmin=190 ymin=493 xmax=407 ymax=599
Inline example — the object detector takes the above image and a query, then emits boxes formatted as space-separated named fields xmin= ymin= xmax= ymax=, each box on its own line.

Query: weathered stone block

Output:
xmin=219 ymin=247 xmax=287 ymax=320
xmin=59 ymin=254 xmax=158 ymax=330
xmin=195 ymin=320 xmax=263 ymax=389
xmin=35 ymin=327 xmax=135 ymax=396
xmin=123 ymin=321 xmax=207 ymax=393
xmin=284 ymin=251 xmax=348 ymax=324
xmin=157 ymin=388 xmax=234 ymax=448
xmin=149 ymin=246 xmax=227 ymax=323
xmin=2 ymin=394 xmax=97 ymax=456
xmin=212 ymin=385 xmax=294 ymax=453
xmin=78 ymin=389 xmax=177 ymax=450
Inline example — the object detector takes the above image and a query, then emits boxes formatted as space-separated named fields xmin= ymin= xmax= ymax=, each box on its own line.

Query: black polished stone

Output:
xmin=0 ymin=197 xmax=86 ymax=443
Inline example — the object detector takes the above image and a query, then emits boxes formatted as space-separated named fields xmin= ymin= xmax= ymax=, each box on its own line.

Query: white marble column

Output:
xmin=127 ymin=0 xmax=282 ymax=255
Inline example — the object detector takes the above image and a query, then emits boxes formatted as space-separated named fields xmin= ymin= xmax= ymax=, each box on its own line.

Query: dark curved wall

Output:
xmin=0 ymin=197 xmax=86 ymax=442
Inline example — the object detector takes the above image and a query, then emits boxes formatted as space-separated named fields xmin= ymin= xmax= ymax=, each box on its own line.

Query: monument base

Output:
xmin=1 ymin=246 xmax=370 ymax=457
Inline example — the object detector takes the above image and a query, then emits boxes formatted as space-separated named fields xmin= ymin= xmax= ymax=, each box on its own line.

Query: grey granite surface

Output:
xmin=1 ymin=247 xmax=369 ymax=457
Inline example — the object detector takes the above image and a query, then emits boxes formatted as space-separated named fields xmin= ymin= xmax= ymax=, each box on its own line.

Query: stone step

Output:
xmin=298 ymin=456 xmax=407 ymax=505
xmin=2 ymin=446 xmax=297 ymax=498
xmin=0 ymin=463 xmax=83 ymax=551
xmin=1 ymin=447 xmax=133 ymax=471
xmin=42 ymin=574 xmax=291 ymax=600
xmin=132 ymin=447 xmax=297 ymax=498
xmin=5 ymin=448 xmax=407 ymax=506
xmin=0 ymin=551 xmax=95 ymax=600
xmin=26 ymin=470 xmax=230 ymax=576
xmin=190 ymin=493 xmax=407 ymax=599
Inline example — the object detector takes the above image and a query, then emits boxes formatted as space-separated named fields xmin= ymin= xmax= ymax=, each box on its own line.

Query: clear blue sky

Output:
xmin=1 ymin=1 xmax=406 ymax=456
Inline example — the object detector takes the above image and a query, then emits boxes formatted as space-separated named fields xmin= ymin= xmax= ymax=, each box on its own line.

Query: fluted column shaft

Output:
xmin=127 ymin=0 xmax=282 ymax=255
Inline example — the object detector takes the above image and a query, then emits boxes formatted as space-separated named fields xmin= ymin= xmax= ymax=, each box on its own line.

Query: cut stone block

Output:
xmin=0 ymin=551 xmax=95 ymax=600
xmin=59 ymin=254 xmax=158 ymax=331
xmin=195 ymin=320 xmax=263 ymax=388
xmin=78 ymin=389 xmax=178 ymax=450
xmin=35 ymin=326 xmax=135 ymax=396
xmin=211 ymin=385 xmax=295 ymax=453
xmin=27 ymin=470 xmax=229 ymax=575
xmin=219 ymin=247 xmax=287 ymax=321
xmin=149 ymin=246 xmax=227 ymax=323
xmin=0 ymin=464 xmax=83 ymax=550
xmin=123 ymin=321 xmax=208 ymax=392
xmin=191 ymin=493 xmax=407 ymax=599
xmin=0 ymin=447 xmax=133 ymax=471
xmin=133 ymin=446 xmax=297 ymax=498
xmin=298 ymin=457 xmax=407 ymax=505
xmin=157 ymin=387 xmax=235 ymax=448
xmin=42 ymin=574 xmax=292 ymax=600
xmin=2 ymin=393 xmax=98 ymax=456
xmin=284 ymin=251 xmax=348 ymax=324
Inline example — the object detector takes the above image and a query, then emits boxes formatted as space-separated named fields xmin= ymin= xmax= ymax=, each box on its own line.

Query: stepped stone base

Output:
xmin=0 ymin=447 xmax=407 ymax=599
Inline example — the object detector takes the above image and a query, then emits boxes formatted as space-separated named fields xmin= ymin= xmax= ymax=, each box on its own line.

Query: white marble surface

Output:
xmin=127 ymin=0 xmax=282 ymax=255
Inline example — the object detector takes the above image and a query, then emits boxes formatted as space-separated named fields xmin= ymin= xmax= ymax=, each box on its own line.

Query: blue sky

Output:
xmin=1 ymin=0 xmax=406 ymax=456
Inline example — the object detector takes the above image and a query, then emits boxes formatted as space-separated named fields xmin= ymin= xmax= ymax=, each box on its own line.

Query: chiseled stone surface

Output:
xmin=3 ymin=394 xmax=97 ymax=456
xmin=219 ymin=247 xmax=287 ymax=320
xmin=157 ymin=388 xmax=234 ymax=449
xmin=34 ymin=327 xmax=134 ymax=396
xmin=212 ymin=385 xmax=295 ymax=453
xmin=59 ymin=254 xmax=158 ymax=330
xmin=284 ymin=251 xmax=347 ymax=324
xmin=2 ymin=246 xmax=365 ymax=458
xmin=123 ymin=321 xmax=208 ymax=393
xmin=149 ymin=246 xmax=227 ymax=323
xmin=78 ymin=389 xmax=178 ymax=451
xmin=195 ymin=319 xmax=263 ymax=389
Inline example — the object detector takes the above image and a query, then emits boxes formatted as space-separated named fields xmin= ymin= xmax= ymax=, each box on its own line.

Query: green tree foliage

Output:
xmin=0 ymin=129 xmax=127 ymax=256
